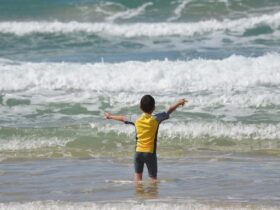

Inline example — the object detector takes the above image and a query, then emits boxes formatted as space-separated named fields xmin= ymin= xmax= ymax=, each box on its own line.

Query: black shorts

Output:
xmin=134 ymin=152 xmax=157 ymax=178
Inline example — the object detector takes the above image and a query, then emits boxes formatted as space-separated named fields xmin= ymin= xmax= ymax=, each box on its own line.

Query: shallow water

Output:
xmin=0 ymin=153 xmax=280 ymax=209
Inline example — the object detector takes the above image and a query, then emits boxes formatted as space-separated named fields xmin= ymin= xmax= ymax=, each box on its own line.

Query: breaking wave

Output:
xmin=0 ymin=12 xmax=279 ymax=37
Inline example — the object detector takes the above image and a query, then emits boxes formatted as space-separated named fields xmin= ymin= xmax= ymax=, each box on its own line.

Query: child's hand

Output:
xmin=104 ymin=112 xmax=111 ymax=120
xmin=177 ymin=99 xmax=187 ymax=106
xmin=104 ymin=112 xmax=125 ymax=122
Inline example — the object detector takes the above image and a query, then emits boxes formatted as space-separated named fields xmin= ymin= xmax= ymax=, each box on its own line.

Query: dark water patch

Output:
xmin=251 ymin=148 xmax=280 ymax=157
xmin=182 ymin=1 xmax=229 ymax=20
xmin=205 ymin=138 xmax=237 ymax=147
xmin=0 ymin=95 xmax=3 ymax=105
xmin=153 ymin=39 xmax=174 ymax=46
xmin=26 ymin=103 xmax=100 ymax=122
xmin=6 ymin=98 xmax=31 ymax=107
xmin=0 ymin=32 xmax=109 ymax=53
xmin=222 ymin=38 xmax=233 ymax=44
xmin=254 ymin=38 xmax=280 ymax=46
xmin=0 ymin=32 xmax=148 ymax=62
xmin=243 ymin=25 xmax=273 ymax=37
xmin=0 ymin=0 xmax=102 ymax=22
xmin=0 ymin=127 xmax=76 ymax=139
xmin=119 ymin=41 xmax=144 ymax=49
xmin=230 ymin=0 xmax=280 ymax=10
xmin=236 ymin=110 xmax=280 ymax=124
xmin=182 ymin=111 xmax=217 ymax=121
xmin=59 ymin=104 xmax=99 ymax=115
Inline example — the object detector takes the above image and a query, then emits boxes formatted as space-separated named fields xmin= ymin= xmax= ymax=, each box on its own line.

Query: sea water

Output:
xmin=0 ymin=0 xmax=280 ymax=209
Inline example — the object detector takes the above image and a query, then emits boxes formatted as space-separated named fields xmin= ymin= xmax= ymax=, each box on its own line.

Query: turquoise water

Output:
xmin=0 ymin=0 xmax=280 ymax=209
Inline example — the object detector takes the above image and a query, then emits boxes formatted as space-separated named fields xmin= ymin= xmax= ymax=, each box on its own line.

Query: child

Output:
xmin=104 ymin=95 xmax=186 ymax=182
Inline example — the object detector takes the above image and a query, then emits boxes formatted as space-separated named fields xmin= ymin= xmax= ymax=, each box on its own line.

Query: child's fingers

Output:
xmin=104 ymin=112 xmax=110 ymax=119
xmin=181 ymin=99 xmax=187 ymax=106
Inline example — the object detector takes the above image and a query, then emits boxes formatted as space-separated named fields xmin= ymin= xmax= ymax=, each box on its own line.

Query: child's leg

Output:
xmin=148 ymin=176 xmax=157 ymax=182
xmin=145 ymin=153 xmax=157 ymax=181
xmin=134 ymin=152 xmax=144 ymax=182
xmin=134 ymin=173 xmax=142 ymax=182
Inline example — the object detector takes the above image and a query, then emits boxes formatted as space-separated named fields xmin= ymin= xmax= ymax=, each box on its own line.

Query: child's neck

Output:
xmin=144 ymin=112 xmax=153 ymax=115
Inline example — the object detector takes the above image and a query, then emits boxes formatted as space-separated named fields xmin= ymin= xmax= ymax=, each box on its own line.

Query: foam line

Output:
xmin=0 ymin=12 xmax=279 ymax=37
xmin=0 ymin=137 xmax=72 ymax=151
xmin=105 ymin=2 xmax=153 ymax=22
xmin=90 ymin=121 xmax=280 ymax=141
xmin=168 ymin=0 xmax=192 ymax=22
xmin=0 ymin=200 xmax=277 ymax=210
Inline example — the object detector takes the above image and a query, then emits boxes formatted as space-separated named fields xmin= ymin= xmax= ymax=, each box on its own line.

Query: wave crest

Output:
xmin=1 ymin=54 xmax=279 ymax=92
xmin=0 ymin=12 xmax=279 ymax=37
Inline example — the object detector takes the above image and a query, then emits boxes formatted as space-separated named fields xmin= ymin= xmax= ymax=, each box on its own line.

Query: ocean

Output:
xmin=0 ymin=0 xmax=280 ymax=209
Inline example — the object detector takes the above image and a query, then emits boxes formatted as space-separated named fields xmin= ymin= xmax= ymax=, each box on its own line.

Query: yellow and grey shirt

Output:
xmin=124 ymin=112 xmax=169 ymax=154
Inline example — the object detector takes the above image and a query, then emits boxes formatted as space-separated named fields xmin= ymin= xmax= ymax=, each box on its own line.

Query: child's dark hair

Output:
xmin=140 ymin=95 xmax=155 ymax=113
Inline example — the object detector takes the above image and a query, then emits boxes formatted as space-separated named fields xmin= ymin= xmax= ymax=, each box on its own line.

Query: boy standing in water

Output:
xmin=104 ymin=95 xmax=186 ymax=182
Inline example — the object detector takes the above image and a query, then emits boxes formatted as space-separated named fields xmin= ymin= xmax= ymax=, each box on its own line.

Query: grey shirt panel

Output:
xmin=154 ymin=112 xmax=170 ymax=124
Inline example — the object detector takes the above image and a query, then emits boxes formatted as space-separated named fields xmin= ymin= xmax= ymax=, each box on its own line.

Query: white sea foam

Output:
xmin=168 ymin=0 xmax=192 ymax=22
xmin=0 ymin=12 xmax=279 ymax=37
xmin=0 ymin=54 xmax=279 ymax=117
xmin=0 ymin=137 xmax=72 ymax=151
xmin=105 ymin=2 xmax=153 ymax=22
xmin=105 ymin=90 xmax=280 ymax=109
xmin=90 ymin=121 xmax=280 ymax=141
xmin=0 ymin=54 xmax=279 ymax=92
xmin=0 ymin=200 xmax=277 ymax=210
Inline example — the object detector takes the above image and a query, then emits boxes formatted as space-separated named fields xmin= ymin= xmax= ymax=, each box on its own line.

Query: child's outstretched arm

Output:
xmin=167 ymin=99 xmax=187 ymax=115
xmin=104 ymin=112 xmax=125 ymax=122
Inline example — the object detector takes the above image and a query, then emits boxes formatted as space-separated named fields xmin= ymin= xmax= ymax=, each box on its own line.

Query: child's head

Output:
xmin=140 ymin=95 xmax=155 ymax=114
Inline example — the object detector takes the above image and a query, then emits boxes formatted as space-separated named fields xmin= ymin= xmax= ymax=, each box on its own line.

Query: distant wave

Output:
xmin=0 ymin=12 xmax=279 ymax=37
